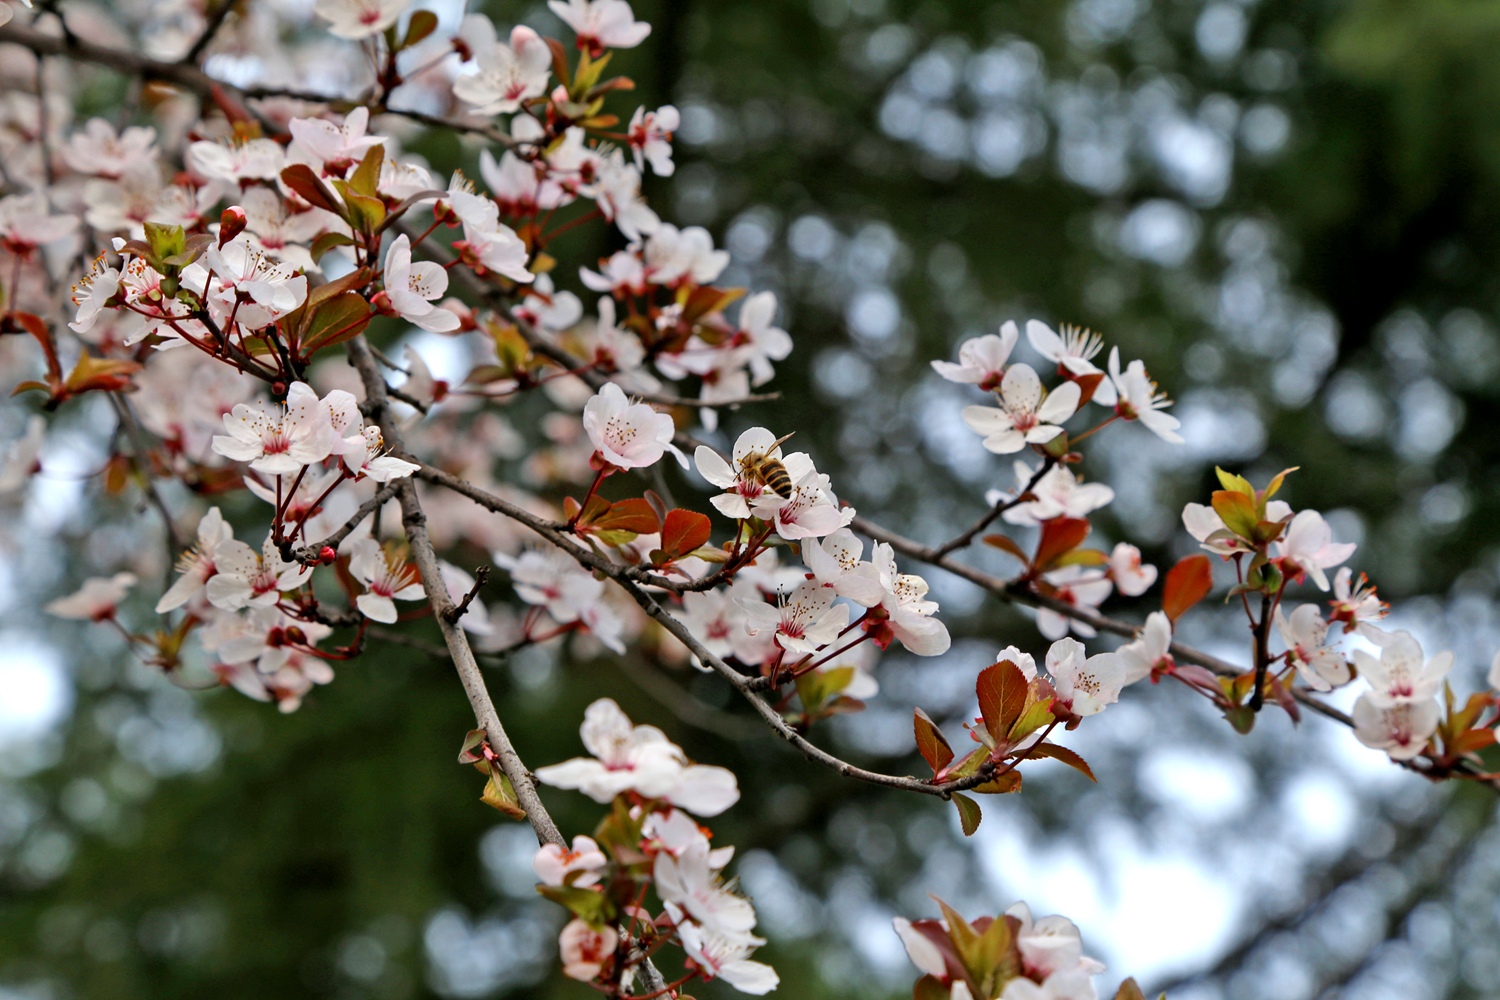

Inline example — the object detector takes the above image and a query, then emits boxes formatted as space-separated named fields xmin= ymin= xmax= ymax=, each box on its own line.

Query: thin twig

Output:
xmin=932 ymin=455 xmax=1056 ymax=559
xmin=181 ymin=0 xmax=236 ymax=64
xmin=444 ymin=566 xmax=489 ymax=624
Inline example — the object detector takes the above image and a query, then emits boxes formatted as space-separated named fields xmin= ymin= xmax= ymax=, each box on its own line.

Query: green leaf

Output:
xmin=912 ymin=975 xmax=950 ymax=1000
xmin=142 ymin=221 xmax=186 ymax=267
xmin=1215 ymin=466 xmax=1255 ymax=497
xmin=1210 ymin=489 xmax=1258 ymax=540
xmin=400 ymin=9 xmax=439 ymax=49
xmin=914 ymin=707 xmax=954 ymax=775
xmin=1008 ymin=698 xmax=1056 ymax=743
xmin=457 ymin=728 xmax=487 ymax=763
xmin=536 ymin=883 xmax=614 ymax=927
xmin=479 ymin=762 xmax=525 ymax=820
xmin=310 ymin=231 xmax=356 ymax=262
xmin=331 ymin=179 xmax=386 ymax=234
xmin=348 ymin=144 xmax=385 ymax=199
xmin=952 ymin=792 xmax=982 ymax=836
xmin=1028 ymin=742 xmax=1097 ymax=782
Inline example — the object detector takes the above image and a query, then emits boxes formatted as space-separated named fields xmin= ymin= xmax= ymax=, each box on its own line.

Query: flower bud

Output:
xmin=219 ymin=206 xmax=247 ymax=248
xmin=319 ymin=546 xmax=337 ymax=564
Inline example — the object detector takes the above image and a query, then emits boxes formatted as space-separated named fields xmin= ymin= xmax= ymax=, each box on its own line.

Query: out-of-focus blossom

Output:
xmin=45 ymin=573 xmax=136 ymax=620
xmin=453 ymin=19 xmax=552 ymax=115
xmin=349 ymin=537 xmax=425 ymax=623
xmin=933 ymin=323 xmax=1018 ymax=390
xmin=629 ymin=105 xmax=679 ymax=175
xmin=548 ymin=0 xmax=651 ymax=56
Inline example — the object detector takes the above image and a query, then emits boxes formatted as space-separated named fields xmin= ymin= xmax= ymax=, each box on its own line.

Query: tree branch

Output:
xmin=348 ymin=334 xmax=563 ymax=848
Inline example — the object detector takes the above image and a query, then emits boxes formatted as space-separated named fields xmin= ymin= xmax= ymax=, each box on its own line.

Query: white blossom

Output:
xmin=962 ymin=364 xmax=1080 ymax=455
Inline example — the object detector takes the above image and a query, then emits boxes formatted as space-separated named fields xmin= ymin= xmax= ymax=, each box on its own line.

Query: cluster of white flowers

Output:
xmin=535 ymin=699 xmax=777 ymax=994
xmin=937 ymin=319 xmax=1183 ymax=455
xmin=894 ymin=900 xmax=1106 ymax=1000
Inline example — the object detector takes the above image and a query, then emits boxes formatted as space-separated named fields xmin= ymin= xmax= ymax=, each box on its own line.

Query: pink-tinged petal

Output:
xmin=1036 ymin=379 xmax=1081 ymax=424
xmin=667 ymin=764 xmax=740 ymax=816
xmin=1000 ymin=363 xmax=1043 ymax=411
xmin=962 ymin=404 xmax=1014 ymax=436
xmin=355 ymin=592 xmax=398 ymax=623
xmin=980 ymin=429 xmax=1027 ymax=455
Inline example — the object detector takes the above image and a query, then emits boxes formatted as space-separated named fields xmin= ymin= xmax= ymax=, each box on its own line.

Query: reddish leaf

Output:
xmin=595 ymin=497 xmax=661 ymax=535
xmin=660 ymin=508 xmax=711 ymax=561
xmin=1162 ymin=554 xmax=1213 ymax=623
xmin=65 ymin=355 xmax=143 ymax=394
xmin=457 ymin=728 xmax=487 ymax=764
xmin=280 ymin=163 xmax=347 ymax=218
xmin=1113 ymin=979 xmax=1148 ymax=1000
xmin=298 ymin=291 xmax=371 ymax=356
xmin=914 ymin=707 xmax=954 ymax=775
xmin=982 ymin=533 xmax=1028 ymax=563
xmin=976 ymin=661 xmax=1029 ymax=743
xmin=9 ymin=311 xmax=62 ymax=384
xmin=1451 ymin=727 xmax=1497 ymax=755
xmin=1028 ymin=743 xmax=1097 ymax=782
xmin=1071 ymin=370 xmax=1106 ymax=406
xmin=1032 ymin=517 xmax=1090 ymax=571
xmin=970 ymin=769 xmax=1023 ymax=795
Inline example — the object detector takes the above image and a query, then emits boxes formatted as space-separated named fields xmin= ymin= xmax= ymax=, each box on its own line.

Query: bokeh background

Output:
xmin=6 ymin=0 xmax=1500 ymax=997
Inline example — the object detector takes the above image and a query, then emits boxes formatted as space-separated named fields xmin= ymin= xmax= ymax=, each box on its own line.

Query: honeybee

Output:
xmin=738 ymin=432 xmax=796 ymax=499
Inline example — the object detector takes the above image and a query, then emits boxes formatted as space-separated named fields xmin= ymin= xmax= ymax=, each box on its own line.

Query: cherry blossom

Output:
xmin=558 ymin=919 xmax=617 ymax=981
xmin=676 ymin=923 xmax=779 ymax=995
xmin=534 ymin=835 xmax=607 ymax=888
xmin=1116 ymin=611 xmax=1173 ymax=685
xmin=349 ymin=537 xmax=425 ymax=623
xmin=62 ymin=119 xmax=158 ymax=178
xmin=628 ymin=105 xmax=679 ymax=175
xmin=495 ymin=547 xmax=607 ymax=625
xmin=452 ymin=21 xmax=552 ymax=116
xmin=1001 ymin=462 xmax=1115 ymax=526
xmin=962 ymin=363 xmax=1081 ymax=455
xmin=580 ymin=249 xmax=648 ymax=296
xmin=1035 ymin=565 xmax=1112 ymax=640
xmin=654 ymin=837 xmax=757 ymax=934
xmin=196 ymin=238 xmax=309 ymax=330
xmin=1353 ymin=630 xmax=1452 ymax=707
xmin=801 ymin=528 xmax=887 ymax=605
xmin=206 ymin=534 xmax=315 ymax=610
xmin=1026 ymin=320 xmax=1116 ymax=406
xmin=1006 ymin=901 xmax=1106 ymax=980
xmin=1182 ymin=498 xmax=1292 ymax=557
xmin=340 ymin=427 xmax=420 ymax=483
xmin=581 ymin=382 xmax=687 ymax=470
xmin=996 ymin=645 xmax=1039 ymax=681
xmin=1273 ymin=509 xmax=1356 ymax=591
xmin=1274 ymin=604 xmax=1352 ymax=691
xmin=644 ymin=224 xmax=729 ymax=286
xmin=188 ymin=137 xmax=286 ymax=185
xmin=204 ymin=606 xmax=333 ymax=676
xmin=678 ymin=584 xmax=774 ymax=665
xmin=313 ymin=0 xmax=411 ymax=39
xmin=156 ymin=508 xmax=234 ymax=613
xmin=0 ymin=192 xmax=78 ymax=255
xmin=740 ymin=580 xmax=849 ymax=656
xmin=1352 ymin=695 xmax=1440 ymax=761
xmin=0 ymin=416 xmax=44 ymax=494
xmin=68 ymin=253 xmax=120 ymax=334
xmin=1107 ymin=543 xmax=1157 ymax=597
xmin=45 ymin=573 xmax=137 ymax=621
xmin=1328 ymin=568 xmax=1388 ymax=637
xmin=749 ymin=464 xmax=850 ymax=540
xmin=589 ymin=150 xmax=660 ymax=241
xmin=515 ymin=272 xmax=584 ymax=331
xmin=548 ymin=0 xmax=652 ymax=56
xmin=445 ymin=173 xmax=533 ymax=282
xmin=932 ymin=322 xmax=1018 ymax=389
xmin=381 ymin=234 xmax=460 ymax=333
xmin=731 ymin=291 xmax=794 ymax=386
xmin=287 ymin=107 xmax=382 ymax=172
xmin=534 ymin=699 xmax=740 ymax=815
xmin=866 ymin=542 xmax=951 ymax=655
xmin=1045 ymin=637 xmax=1125 ymax=717
xmin=1106 ymin=347 xmax=1182 ymax=443
xmin=211 ymin=382 xmax=337 ymax=475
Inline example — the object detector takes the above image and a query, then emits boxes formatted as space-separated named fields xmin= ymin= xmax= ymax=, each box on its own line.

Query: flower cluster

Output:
xmin=532 ymin=699 xmax=777 ymax=994
xmin=894 ymin=898 xmax=1111 ymax=1000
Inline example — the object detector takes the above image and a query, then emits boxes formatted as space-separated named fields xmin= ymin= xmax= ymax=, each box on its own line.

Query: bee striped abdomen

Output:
xmin=760 ymin=459 xmax=793 ymax=498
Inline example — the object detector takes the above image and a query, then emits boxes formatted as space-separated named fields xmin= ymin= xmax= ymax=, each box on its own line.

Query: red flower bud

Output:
xmin=319 ymin=546 xmax=337 ymax=564
xmin=219 ymin=206 xmax=247 ymax=247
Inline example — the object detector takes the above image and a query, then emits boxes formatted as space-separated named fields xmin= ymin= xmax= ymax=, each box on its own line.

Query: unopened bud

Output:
xmin=272 ymin=381 xmax=287 ymax=396
xmin=319 ymin=546 xmax=337 ymax=564
xmin=285 ymin=626 xmax=307 ymax=645
xmin=219 ymin=206 xmax=247 ymax=247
